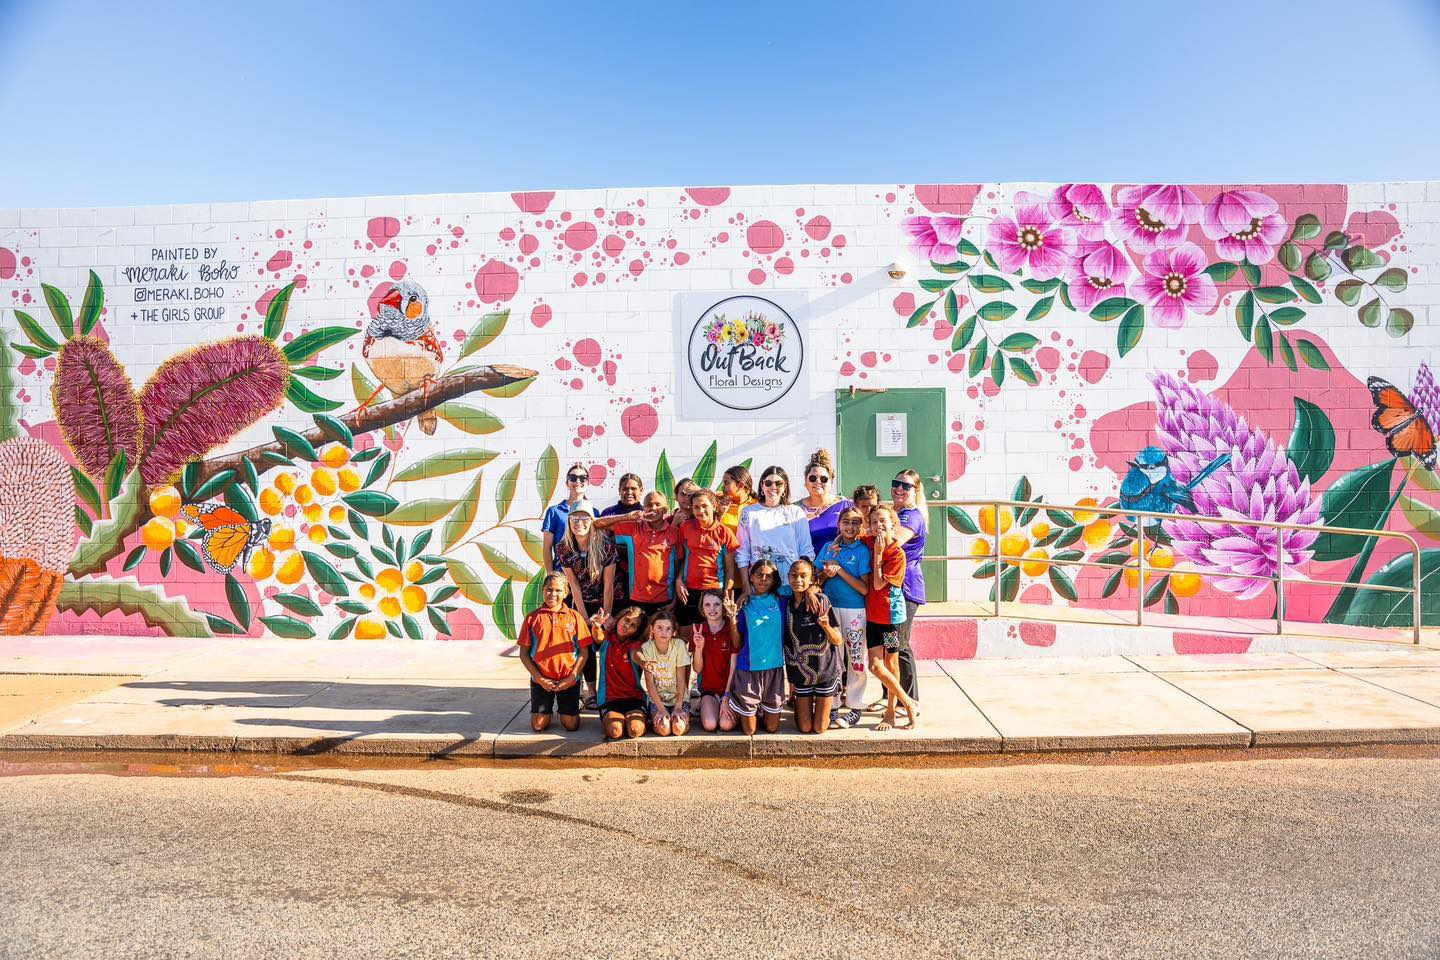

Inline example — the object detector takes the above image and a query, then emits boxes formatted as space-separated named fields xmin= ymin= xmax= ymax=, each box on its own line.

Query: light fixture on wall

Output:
xmin=886 ymin=259 xmax=910 ymax=281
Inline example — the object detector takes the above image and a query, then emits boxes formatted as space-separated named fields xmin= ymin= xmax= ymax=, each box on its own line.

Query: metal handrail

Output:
xmin=928 ymin=498 xmax=1424 ymax=645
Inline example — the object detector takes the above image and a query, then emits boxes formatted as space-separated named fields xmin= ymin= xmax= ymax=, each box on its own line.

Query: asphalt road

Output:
xmin=1 ymin=753 xmax=1438 ymax=959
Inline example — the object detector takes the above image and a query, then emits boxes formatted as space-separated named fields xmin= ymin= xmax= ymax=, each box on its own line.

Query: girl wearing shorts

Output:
xmin=691 ymin=590 xmax=740 ymax=732
xmin=598 ymin=606 xmax=649 ymax=740
xmin=864 ymin=507 xmax=919 ymax=732
xmin=728 ymin=559 xmax=787 ymax=735
xmin=783 ymin=559 xmax=845 ymax=735
xmin=638 ymin=611 xmax=692 ymax=737
xmin=517 ymin=574 xmax=593 ymax=733
xmin=817 ymin=505 xmax=871 ymax=729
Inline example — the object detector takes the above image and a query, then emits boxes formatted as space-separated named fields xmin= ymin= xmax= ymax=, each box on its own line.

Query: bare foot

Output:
xmin=874 ymin=720 xmax=893 ymax=732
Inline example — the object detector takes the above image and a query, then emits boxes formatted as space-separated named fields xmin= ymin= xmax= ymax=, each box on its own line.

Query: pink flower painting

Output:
xmin=985 ymin=204 xmax=1074 ymax=279
xmin=1065 ymin=240 xmax=1134 ymax=311
xmin=1136 ymin=242 xmax=1218 ymax=328
xmin=1201 ymin=190 xmax=1287 ymax=265
xmin=1116 ymin=184 xmax=1202 ymax=254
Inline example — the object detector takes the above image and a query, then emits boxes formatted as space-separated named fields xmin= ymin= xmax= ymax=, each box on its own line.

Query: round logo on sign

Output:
xmin=686 ymin=296 xmax=804 ymax=412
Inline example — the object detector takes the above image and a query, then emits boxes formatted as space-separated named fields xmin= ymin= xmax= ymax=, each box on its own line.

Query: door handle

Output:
xmin=926 ymin=475 xmax=941 ymax=483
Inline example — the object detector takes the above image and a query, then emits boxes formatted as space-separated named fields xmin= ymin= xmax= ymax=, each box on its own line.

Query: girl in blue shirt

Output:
xmin=817 ymin=505 xmax=871 ymax=728
xmin=727 ymin=559 xmax=786 ymax=735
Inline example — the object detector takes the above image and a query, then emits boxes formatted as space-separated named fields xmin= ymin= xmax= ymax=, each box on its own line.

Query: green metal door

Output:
xmin=834 ymin=388 xmax=948 ymax=601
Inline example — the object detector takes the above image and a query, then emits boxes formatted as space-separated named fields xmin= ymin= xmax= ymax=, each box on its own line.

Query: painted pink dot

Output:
xmin=1036 ymin=346 xmax=1061 ymax=373
xmin=1186 ymin=349 xmax=1218 ymax=382
xmin=275 ymin=229 xmax=285 ymax=238
xmin=621 ymin=403 xmax=659 ymax=443
xmin=475 ymin=259 xmax=520 ymax=303
xmin=426 ymin=244 xmax=437 ymax=256
xmin=746 ymin=220 xmax=785 ymax=255
xmin=893 ymin=292 xmax=917 ymax=317
xmin=17 ymin=357 xmax=35 ymax=376
xmin=573 ymin=338 xmax=602 ymax=367
xmin=569 ymin=378 xmax=584 ymax=390
xmin=254 ymin=287 xmax=283 ymax=316
xmin=966 ymin=436 xmax=980 ymax=451
xmin=803 ymin=216 xmax=831 ymax=241
xmin=366 ymin=216 xmax=400 ymax=247
xmin=450 ymin=226 xmax=464 ymax=238
xmin=519 ymin=234 xmax=539 ymax=255
xmin=840 ymin=361 xmax=857 ymax=376
xmin=1073 ymin=404 xmax=1087 ymax=418
xmin=595 ymin=426 xmax=605 ymax=436
xmin=629 ymin=259 xmax=645 ymax=277
xmin=360 ymin=265 xmax=376 ymax=278
xmin=674 ymin=252 xmax=690 ymax=265
xmin=0 ymin=248 xmax=18 ymax=279
xmin=947 ymin=354 xmax=967 ymax=373
xmin=775 ymin=257 xmax=794 ymax=275
xmin=686 ymin=187 xmax=731 ymax=206
xmin=573 ymin=272 xmax=589 ymax=287
xmin=512 ymin=191 xmax=555 ymax=214
xmin=933 ymin=321 xmax=954 ymax=342
xmin=841 ymin=273 xmax=852 ymax=284
xmin=747 ymin=268 xmax=766 ymax=285
xmin=563 ymin=222 xmax=598 ymax=251
xmin=294 ymin=274 xmax=307 ymax=290
xmin=572 ymin=438 xmax=583 ymax=448
xmin=1069 ymin=456 xmax=1084 ymax=472
xmin=947 ymin=442 xmax=967 ymax=480
xmin=885 ymin=192 xmax=897 ymax=203
xmin=578 ymin=425 xmax=594 ymax=440
xmin=982 ymin=379 xmax=1001 ymax=398
xmin=602 ymin=360 xmax=617 ymax=385
xmin=1079 ymin=350 xmax=1110 ymax=384
xmin=860 ymin=351 xmax=878 ymax=368
xmin=499 ymin=227 xmax=516 ymax=242
xmin=266 ymin=250 xmax=292 ymax=272
xmin=556 ymin=357 xmax=572 ymax=371
xmin=602 ymin=235 xmax=625 ymax=257
xmin=616 ymin=211 xmax=635 ymax=226
xmin=834 ymin=235 xmax=847 ymax=248
xmin=531 ymin=303 xmax=553 ymax=328
xmin=388 ymin=261 xmax=407 ymax=280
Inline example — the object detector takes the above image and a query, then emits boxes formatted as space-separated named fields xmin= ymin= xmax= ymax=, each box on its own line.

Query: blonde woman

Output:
xmin=555 ymin=500 xmax=617 ymax=709
xmin=879 ymin=468 xmax=928 ymax=709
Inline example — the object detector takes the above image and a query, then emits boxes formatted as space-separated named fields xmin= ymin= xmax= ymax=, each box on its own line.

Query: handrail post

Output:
xmin=993 ymin=500 xmax=1002 ymax=618
xmin=1136 ymin=517 xmax=1146 ymax=627
xmin=1414 ymin=537 xmax=1423 ymax=645
xmin=1275 ymin=531 xmax=1285 ymax=637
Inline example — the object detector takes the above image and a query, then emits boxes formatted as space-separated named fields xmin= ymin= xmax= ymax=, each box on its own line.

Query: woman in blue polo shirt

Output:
xmin=541 ymin=463 xmax=591 ymax=573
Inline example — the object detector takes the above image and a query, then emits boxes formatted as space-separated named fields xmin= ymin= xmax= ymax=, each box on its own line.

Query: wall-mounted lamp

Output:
xmin=886 ymin=259 xmax=910 ymax=281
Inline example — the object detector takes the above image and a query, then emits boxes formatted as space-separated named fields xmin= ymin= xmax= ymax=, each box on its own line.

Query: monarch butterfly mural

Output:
xmin=1367 ymin=376 xmax=1437 ymax=470
xmin=180 ymin=503 xmax=272 ymax=575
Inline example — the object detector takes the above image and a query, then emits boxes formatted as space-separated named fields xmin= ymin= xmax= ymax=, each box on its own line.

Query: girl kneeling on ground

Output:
xmin=598 ymin=606 xmax=649 ymax=740
xmin=639 ymin=611 xmax=692 ymax=737
xmin=783 ymin=558 xmax=845 ymax=735
xmin=728 ymin=559 xmax=787 ymax=735
xmin=518 ymin=574 xmax=593 ymax=733
xmin=692 ymin=590 xmax=740 ymax=732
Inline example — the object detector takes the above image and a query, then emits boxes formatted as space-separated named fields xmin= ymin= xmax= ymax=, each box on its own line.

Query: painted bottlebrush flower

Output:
xmin=1116 ymin=184 xmax=1202 ymax=254
xmin=1050 ymin=183 xmax=1112 ymax=241
xmin=138 ymin=336 xmax=290 ymax=485
xmin=985 ymin=204 xmax=1074 ymax=279
xmin=1065 ymin=240 xmax=1134 ymax=311
xmin=1136 ymin=242 xmax=1218 ymax=328
xmin=1201 ymin=190 xmax=1287 ymax=265
xmin=902 ymin=215 xmax=967 ymax=263
xmin=51 ymin=336 xmax=142 ymax=480
xmin=1152 ymin=373 xmax=1321 ymax=601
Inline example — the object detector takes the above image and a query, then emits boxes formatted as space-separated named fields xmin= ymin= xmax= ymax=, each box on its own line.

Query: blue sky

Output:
xmin=2 ymin=0 xmax=1439 ymax=207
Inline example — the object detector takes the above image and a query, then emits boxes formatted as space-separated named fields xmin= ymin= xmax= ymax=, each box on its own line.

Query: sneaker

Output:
xmin=830 ymin=709 xmax=853 ymax=730
xmin=842 ymin=708 xmax=862 ymax=727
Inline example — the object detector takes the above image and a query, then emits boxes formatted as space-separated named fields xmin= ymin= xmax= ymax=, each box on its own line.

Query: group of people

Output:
xmin=519 ymin=451 xmax=928 ymax=739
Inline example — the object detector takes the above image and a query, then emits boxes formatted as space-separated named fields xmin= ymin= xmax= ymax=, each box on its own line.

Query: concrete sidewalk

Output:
xmin=4 ymin=636 xmax=1440 ymax=758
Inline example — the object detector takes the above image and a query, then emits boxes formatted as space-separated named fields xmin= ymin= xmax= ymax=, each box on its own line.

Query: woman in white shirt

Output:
xmin=736 ymin=465 xmax=814 ymax=597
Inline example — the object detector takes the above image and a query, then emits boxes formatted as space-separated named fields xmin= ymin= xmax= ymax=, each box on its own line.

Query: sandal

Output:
xmin=582 ymin=693 xmax=598 ymax=711
xmin=865 ymin=698 xmax=887 ymax=713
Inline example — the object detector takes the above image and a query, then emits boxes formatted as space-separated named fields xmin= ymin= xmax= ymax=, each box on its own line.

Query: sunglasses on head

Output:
xmin=567 ymin=474 xmax=588 ymax=482
xmin=806 ymin=473 xmax=829 ymax=483
xmin=892 ymin=479 xmax=914 ymax=490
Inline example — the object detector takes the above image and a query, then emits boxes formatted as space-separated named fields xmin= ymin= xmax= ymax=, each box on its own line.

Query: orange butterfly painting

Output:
xmin=1367 ymin=376 xmax=1437 ymax=470
xmin=180 ymin=503 xmax=272 ymax=575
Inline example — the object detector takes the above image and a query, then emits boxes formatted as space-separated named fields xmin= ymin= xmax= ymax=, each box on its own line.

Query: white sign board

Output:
xmin=877 ymin=412 xmax=908 ymax=457
xmin=114 ymin=244 xmax=246 ymax=328
xmin=675 ymin=292 xmax=809 ymax=420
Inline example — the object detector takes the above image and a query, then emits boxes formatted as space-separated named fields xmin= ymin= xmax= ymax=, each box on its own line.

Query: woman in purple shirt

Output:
xmin=796 ymin=449 xmax=853 ymax=557
xmin=887 ymin=467 xmax=927 ymax=708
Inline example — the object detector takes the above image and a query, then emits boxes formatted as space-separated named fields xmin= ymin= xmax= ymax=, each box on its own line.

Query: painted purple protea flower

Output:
xmin=1065 ymin=240 xmax=1134 ymax=311
xmin=138 ymin=336 xmax=289 ymax=485
xmin=902 ymin=215 xmax=966 ymax=263
xmin=51 ymin=336 xmax=142 ymax=480
xmin=1136 ymin=242 xmax=1218 ymax=328
xmin=1050 ymin=183 xmax=1112 ymax=241
xmin=1412 ymin=362 xmax=1440 ymax=428
xmin=1116 ymin=184 xmax=1202 ymax=254
xmin=1201 ymin=190 xmax=1287 ymax=265
xmin=986 ymin=203 xmax=1074 ymax=279
xmin=1152 ymin=373 xmax=1321 ymax=600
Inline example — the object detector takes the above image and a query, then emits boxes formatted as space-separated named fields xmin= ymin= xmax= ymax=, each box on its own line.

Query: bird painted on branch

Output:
xmin=1119 ymin=445 xmax=1232 ymax=525
xmin=360 ymin=280 xmax=444 ymax=435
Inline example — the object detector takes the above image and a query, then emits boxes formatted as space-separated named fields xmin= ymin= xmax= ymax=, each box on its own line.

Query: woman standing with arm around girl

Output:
xmin=735 ymin=465 xmax=814 ymax=598
xmin=796 ymin=449 xmax=852 ymax=558
xmin=887 ymin=468 xmax=928 ymax=707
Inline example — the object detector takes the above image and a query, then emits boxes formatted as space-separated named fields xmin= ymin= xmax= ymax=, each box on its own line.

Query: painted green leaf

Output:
xmin=427 ymin=607 xmax=452 ymax=637
xmin=492 ymin=461 xmax=520 ymax=524
xmin=946 ymin=506 xmax=978 ymax=534
xmin=943 ymin=289 xmax=958 ymax=327
xmin=1019 ymin=278 xmax=1060 ymax=294
xmin=258 ymin=614 xmax=316 ymax=639
xmin=1048 ymin=566 xmax=1078 ymax=602
xmin=443 ymin=473 xmax=484 ymax=551
xmin=1008 ymin=357 xmax=1039 ymax=385
xmin=1358 ymin=298 xmax=1383 ymax=328
xmin=1375 ymin=267 xmax=1408 ymax=291
xmin=342 ymin=490 xmax=399 ymax=517
xmin=1324 ymin=230 xmax=1348 ymax=251
xmin=0 ymin=331 xmax=18 ymax=442
xmin=224 ymin=481 xmax=259 ymax=523
xmin=1342 ymin=548 xmax=1440 ymax=627
xmin=351 ymin=364 xmax=380 ymax=406
xmin=14 ymin=344 xmax=53 ymax=360
xmin=512 ymin=526 xmax=545 ymax=564
xmin=314 ymin=413 xmax=354 ymax=447
xmin=906 ymin=300 xmax=935 ymax=328
xmin=272 ymin=426 xmax=318 ymax=461
xmin=225 ymin=573 xmax=251 ymax=629
xmin=241 ymin=456 xmax=259 ymax=493
xmin=1295 ymin=339 xmax=1329 ymax=371
xmin=998 ymin=333 xmax=1039 ymax=352
xmin=363 ymin=450 xmax=392 ymax=487
xmin=930 ymin=260 xmax=970 ymax=275
xmin=330 ymin=618 xmax=357 ymax=640
xmin=1400 ymin=495 xmax=1440 ymax=541
xmin=173 ymin=538 xmax=206 ymax=574
xmin=435 ymin=403 xmax=503 ymax=435
xmin=655 ymin=450 xmax=675 ymax=507
xmin=1203 ymin=262 xmax=1238 ymax=282
xmin=71 ymin=465 xmax=101 ymax=515
xmin=1090 ymin=297 xmax=1137 ymax=322
xmin=1254 ymin=286 xmax=1296 ymax=304
xmin=445 ymin=557 xmax=494 ymax=604
xmin=1240 ymin=261 xmax=1262 ymax=286
xmin=1276 ymin=242 xmax=1302 ymax=272
xmin=1026 ymin=295 xmax=1054 ymax=322
xmin=1254 ymin=316 xmax=1274 ymax=362
xmin=272 ymin=592 xmax=323 ymax=618
xmin=1269 ymin=306 xmax=1305 ymax=326
xmin=459 ymin=309 xmax=511 ymax=359
xmin=958 ymin=238 xmax=980 ymax=258
xmin=1311 ymin=459 xmax=1396 ymax=561
xmin=978 ymin=302 xmax=1016 ymax=322
xmin=1342 ymin=245 xmax=1382 ymax=271
xmin=190 ymin=468 xmax=236 ymax=504
xmin=693 ymin=441 xmax=717 ymax=490
xmin=536 ymin=444 xmax=559 ymax=508
xmin=281 ymin=326 xmax=357 ymax=363
xmin=42 ymin=283 xmax=74 ymax=339
xmin=14 ymin=310 xmax=59 ymax=351
xmin=919 ymin=278 xmax=956 ymax=293
xmin=77 ymin=271 xmax=104 ymax=335
xmin=1117 ymin=304 xmax=1144 ymax=357
xmin=393 ymin=448 xmax=498 ymax=482
xmin=1291 ymin=213 xmax=1322 ymax=241
xmin=122 ymin=545 xmax=146 ymax=571
xmin=478 ymin=543 xmax=531 ymax=582
xmin=1304 ymin=252 xmax=1332 ymax=282
xmin=969 ymin=274 xmax=1012 ymax=293
xmin=1278 ymin=333 xmax=1297 ymax=372
xmin=1288 ymin=275 xmax=1322 ymax=305
xmin=262 ymin=282 xmax=295 ymax=341
xmin=990 ymin=351 xmax=1006 ymax=386
xmin=1387 ymin=307 xmax=1415 ymax=338
xmin=950 ymin=316 xmax=977 ymax=351
xmin=1335 ymin=279 xmax=1364 ymax=306
xmin=1286 ymin=398 xmax=1335 ymax=485
xmin=291 ymin=365 xmax=345 ymax=382
xmin=967 ymin=338 xmax=988 ymax=378
xmin=383 ymin=497 xmax=458 ymax=526
xmin=493 ymin=579 xmax=517 ymax=641
xmin=300 ymin=550 xmax=349 ymax=597
xmin=521 ymin=569 xmax=546 ymax=618
xmin=481 ymin=376 xmax=537 ymax=399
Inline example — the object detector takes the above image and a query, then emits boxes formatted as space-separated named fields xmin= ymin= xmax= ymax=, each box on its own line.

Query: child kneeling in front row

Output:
xmin=783 ymin=558 xmax=845 ymax=734
xmin=639 ymin=610 xmax=692 ymax=736
xmin=518 ymin=573 xmax=593 ymax=732
xmin=598 ymin=606 xmax=649 ymax=740
xmin=692 ymin=590 xmax=739 ymax=732
xmin=729 ymin=559 xmax=787 ymax=735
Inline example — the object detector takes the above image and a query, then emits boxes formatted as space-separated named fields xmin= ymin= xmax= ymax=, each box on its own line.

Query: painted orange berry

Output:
xmin=148 ymin=485 xmax=182 ymax=520
xmin=999 ymin=532 xmax=1029 ymax=559
xmin=268 ymin=526 xmax=296 ymax=551
xmin=1170 ymin=571 xmax=1203 ymax=598
xmin=405 ymin=560 xmax=425 ymax=583
xmin=378 ymin=596 xmax=402 ymax=619
xmin=356 ymin=617 xmax=386 ymax=640
xmin=1021 ymin=548 xmax=1050 ymax=577
xmin=402 ymin=585 xmax=427 ymax=614
xmin=1148 ymin=546 xmax=1175 ymax=569
xmin=359 ymin=583 xmax=378 ymax=601
xmin=319 ymin=444 xmax=351 ymax=469
xmin=304 ymin=503 xmax=323 ymax=523
xmin=1082 ymin=520 xmax=1114 ymax=549
xmin=1030 ymin=522 xmax=1050 ymax=540
xmin=979 ymin=505 xmax=1014 ymax=535
xmin=970 ymin=538 xmax=994 ymax=558
xmin=311 ymin=468 xmax=338 ymax=498
xmin=274 ymin=472 xmax=298 ymax=495
xmin=376 ymin=567 xmax=404 ymax=593
xmin=248 ymin=546 xmax=275 ymax=581
xmin=328 ymin=505 xmax=347 ymax=523
xmin=276 ymin=552 xmax=305 ymax=585
xmin=294 ymin=484 xmax=314 ymax=506
xmin=1073 ymin=497 xmax=1100 ymax=524
xmin=141 ymin=516 xmax=176 ymax=551
xmin=338 ymin=466 xmax=363 ymax=493
xmin=307 ymin=526 xmax=328 ymax=545
xmin=258 ymin=487 xmax=284 ymax=516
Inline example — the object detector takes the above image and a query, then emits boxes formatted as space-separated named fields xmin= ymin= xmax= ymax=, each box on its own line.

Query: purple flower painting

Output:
xmin=985 ymin=204 xmax=1074 ymax=279
xmin=1136 ymin=242 xmax=1218 ymax=328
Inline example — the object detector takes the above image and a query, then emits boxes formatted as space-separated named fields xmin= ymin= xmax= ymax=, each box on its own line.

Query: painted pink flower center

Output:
xmin=1087 ymin=276 xmax=1115 ymax=290
xmin=1018 ymin=226 xmax=1044 ymax=250
xmin=1231 ymin=216 xmax=1264 ymax=241
xmin=1072 ymin=206 xmax=1093 ymax=223
xmin=1163 ymin=272 xmax=1187 ymax=296
xmin=1134 ymin=207 xmax=1167 ymax=234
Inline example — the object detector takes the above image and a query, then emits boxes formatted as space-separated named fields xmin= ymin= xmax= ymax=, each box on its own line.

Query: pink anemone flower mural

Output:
xmin=1136 ymin=242 xmax=1218 ymax=328
xmin=1050 ymin=183 xmax=1112 ymax=241
xmin=1201 ymin=190 xmax=1288 ymax=265
xmin=1065 ymin=240 xmax=1133 ymax=312
xmin=1116 ymin=184 xmax=1202 ymax=254
xmin=985 ymin=203 xmax=1074 ymax=279
xmin=902 ymin=215 xmax=967 ymax=263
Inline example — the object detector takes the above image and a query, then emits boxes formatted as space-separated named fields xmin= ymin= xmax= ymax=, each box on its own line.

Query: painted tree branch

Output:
xmin=195 ymin=363 xmax=537 ymax=485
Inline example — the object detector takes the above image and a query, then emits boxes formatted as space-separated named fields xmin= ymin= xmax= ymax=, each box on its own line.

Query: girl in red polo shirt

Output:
xmin=517 ymin=573 xmax=593 ymax=733
xmin=692 ymin=590 xmax=740 ymax=732
xmin=595 ymin=490 xmax=678 ymax=619
xmin=676 ymin=490 xmax=739 ymax=628
xmin=597 ymin=606 xmax=648 ymax=740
